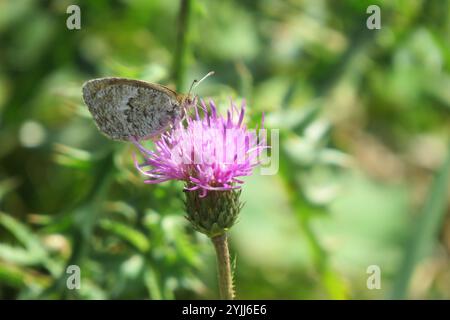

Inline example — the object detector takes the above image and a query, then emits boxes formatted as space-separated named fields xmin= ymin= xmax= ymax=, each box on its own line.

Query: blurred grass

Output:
xmin=392 ymin=146 xmax=450 ymax=299
xmin=0 ymin=0 xmax=449 ymax=299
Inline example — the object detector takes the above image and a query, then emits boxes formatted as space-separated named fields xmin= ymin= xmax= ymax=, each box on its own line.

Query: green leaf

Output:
xmin=53 ymin=144 xmax=93 ymax=170
xmin=0 ymin=212 xmax=45 ymax=255
xmin=99 ymin=219 xmax=150 ymax=253
xmin=0 ymin=212 xmax=60 ymax=275
xmin=0 ymin=262 xmax=50 ymax=288
xmin=392 ymin=145 xmax=450 ymax=299
xmin=0 ymin=244 xmax=39 ymax=265
xmin=144 ymin=267 xmax=163 ymax=300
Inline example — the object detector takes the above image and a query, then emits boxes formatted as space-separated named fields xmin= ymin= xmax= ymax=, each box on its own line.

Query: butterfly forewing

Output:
xmin=82 ymin=77 xmax=183 ymax=141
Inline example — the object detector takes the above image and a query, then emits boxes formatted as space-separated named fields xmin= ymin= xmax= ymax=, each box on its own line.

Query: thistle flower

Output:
xmin=133 ymin=99 xmax=266 ymax=198
xmin=133 ymin=98 xmax=266 ymax=300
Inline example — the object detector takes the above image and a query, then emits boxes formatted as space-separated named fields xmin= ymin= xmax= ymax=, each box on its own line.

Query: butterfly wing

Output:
xmin=82 ymin=77 xmax=182 ymax=141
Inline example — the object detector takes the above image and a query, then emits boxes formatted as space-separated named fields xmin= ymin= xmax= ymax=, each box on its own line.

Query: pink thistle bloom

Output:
xmin=133 ymin=99 xmax=267 ymax=197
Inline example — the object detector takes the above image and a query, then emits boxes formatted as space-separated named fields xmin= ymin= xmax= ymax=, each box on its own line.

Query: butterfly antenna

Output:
xmin=188 ymin=71 xmax=215 ymax=96
xmin=187 ymin=80 xmax=197 ymax=97
xmin=194 ymin=71 xmax=215 ymax=90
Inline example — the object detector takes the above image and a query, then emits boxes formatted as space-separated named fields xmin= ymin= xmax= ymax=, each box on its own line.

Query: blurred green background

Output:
xmin=0 ymin=0 xmax=449 ymax=299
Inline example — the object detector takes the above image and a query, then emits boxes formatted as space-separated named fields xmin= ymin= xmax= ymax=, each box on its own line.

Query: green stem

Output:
xmin=211 ymin=233 xmax=235 ymax=300
xmin=173 ymin=0 xmax=193 ymax=92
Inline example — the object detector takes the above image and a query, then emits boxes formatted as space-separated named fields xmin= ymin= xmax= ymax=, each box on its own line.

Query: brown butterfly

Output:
xmin=82 ymin=72 xmax=214 ymax=141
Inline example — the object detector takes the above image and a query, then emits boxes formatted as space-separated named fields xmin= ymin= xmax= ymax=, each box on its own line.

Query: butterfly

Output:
xmin=82 ymin=72 xmax=214 ymax=141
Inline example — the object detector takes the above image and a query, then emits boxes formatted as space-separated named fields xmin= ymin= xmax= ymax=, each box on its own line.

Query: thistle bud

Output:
xmin=184 ymin=189 xmax=242 ymax=238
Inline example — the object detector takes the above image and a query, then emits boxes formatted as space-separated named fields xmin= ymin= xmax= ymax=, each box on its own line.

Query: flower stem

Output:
xmin=211 ymin=233 xmax=235 ymax=300
xmin=173 ymin=0 xmax=193 ymax=92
